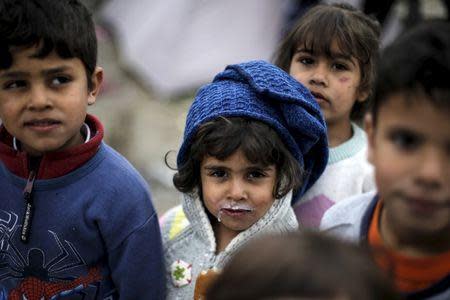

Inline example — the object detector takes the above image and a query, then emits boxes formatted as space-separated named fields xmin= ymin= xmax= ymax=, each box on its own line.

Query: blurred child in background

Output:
xmin=207 ymin=231 xmax=398 ymax=300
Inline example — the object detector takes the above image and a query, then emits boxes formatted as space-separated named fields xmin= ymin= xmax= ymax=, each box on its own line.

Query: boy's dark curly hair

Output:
xmin=0 ymin=0 xmax=97 ymax=90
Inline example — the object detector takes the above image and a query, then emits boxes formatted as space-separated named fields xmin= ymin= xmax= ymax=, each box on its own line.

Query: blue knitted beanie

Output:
xmin=177 ymin=60 xmax=328 ymax=203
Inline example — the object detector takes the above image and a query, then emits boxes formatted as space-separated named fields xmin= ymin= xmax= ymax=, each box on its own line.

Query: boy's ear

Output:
xmin=356 ymin=88 xmax=370 ymax=103
xmin=364 ymin=113 xmax=375 ymax=164
xmin=87 ymin=67 xmax=104 ymax=105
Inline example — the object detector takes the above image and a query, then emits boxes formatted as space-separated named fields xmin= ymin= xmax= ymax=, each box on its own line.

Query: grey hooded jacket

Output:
xmin=161 ymin=191 xmax=298 ymax=299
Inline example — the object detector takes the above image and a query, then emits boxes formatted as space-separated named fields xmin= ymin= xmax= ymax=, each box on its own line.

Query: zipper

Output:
xmin=21 ymin=169 xmax=36 ymax=243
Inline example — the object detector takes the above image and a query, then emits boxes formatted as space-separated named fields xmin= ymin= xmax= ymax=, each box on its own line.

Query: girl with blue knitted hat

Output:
xmin=160 ymin=60 xmax=328 ymax=299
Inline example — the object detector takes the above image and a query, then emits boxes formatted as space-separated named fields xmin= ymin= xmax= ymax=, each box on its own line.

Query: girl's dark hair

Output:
xmin=273 ymin=3 xmax=380 ymax=122
xmin=172 ymin=117 xmax=303 ymax=199
xmin=0 ymin=0 xmax=97 ymax=90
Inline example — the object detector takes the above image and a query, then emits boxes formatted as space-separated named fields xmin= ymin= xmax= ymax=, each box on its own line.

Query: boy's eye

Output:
xmin=3 ymin=80 xmax=27 ymax=90
xmin=50 ymin=76 xmax=71 ymax=86
xmin=389 ymin=130 xmax=422 ymax=151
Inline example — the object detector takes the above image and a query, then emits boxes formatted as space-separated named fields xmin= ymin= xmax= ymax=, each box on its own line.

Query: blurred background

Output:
xmin=81 ymin=0 xmax=448 ymax=215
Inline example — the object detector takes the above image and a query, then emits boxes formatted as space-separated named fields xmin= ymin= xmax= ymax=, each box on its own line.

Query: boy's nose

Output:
xmin=415 ymin=149 xmax=447 ymax=190
xmin=227 ymin=179 xmax=248 ymax=201
xmin=27 ymin=86 xmax=52 ymax=110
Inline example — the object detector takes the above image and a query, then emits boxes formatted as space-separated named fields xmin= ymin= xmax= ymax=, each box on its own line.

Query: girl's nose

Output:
xmin=227 ymin=179 xmax=248 ymax=201
xmin=309 ymin=63 xmax=328 ymax=87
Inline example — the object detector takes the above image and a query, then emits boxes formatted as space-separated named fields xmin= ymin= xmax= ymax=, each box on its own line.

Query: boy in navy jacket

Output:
xmin=0 ymin=0 xmax=165 ymax=299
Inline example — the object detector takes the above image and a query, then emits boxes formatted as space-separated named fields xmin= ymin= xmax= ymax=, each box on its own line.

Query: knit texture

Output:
xmin=177 ymin=60 xmax=328 ymax=201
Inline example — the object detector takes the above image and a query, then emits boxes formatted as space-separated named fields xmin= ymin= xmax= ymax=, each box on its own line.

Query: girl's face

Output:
xmin=288 ymin=41 xmax=368 ymax=131
xmin=200 ymin=149 xmax=277 ymax=241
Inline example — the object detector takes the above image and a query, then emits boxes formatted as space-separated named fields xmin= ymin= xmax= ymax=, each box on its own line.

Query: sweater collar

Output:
xmin=182 ymin=191 xmax=298 ymax=266
xmin=0 ymin=114 xmax=104 ymax=179
xmin=328 ymin=123 xmax=367 ymax=164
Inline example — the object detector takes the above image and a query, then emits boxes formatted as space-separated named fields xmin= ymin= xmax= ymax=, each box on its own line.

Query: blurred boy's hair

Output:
xmin=207 ymin=231 xmax=398 ymax=300
xmin=371 ymin=20 xmax=450 ymax=123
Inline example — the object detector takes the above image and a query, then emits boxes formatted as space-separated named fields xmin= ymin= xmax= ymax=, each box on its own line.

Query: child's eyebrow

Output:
xmin=0 ymin=71 xmax=29 ymax=79
xmin=41 ymin=66 xmax=73 ymax=76
xmin=202 ymin=165 xmax=274 ymax=171
xmin=294 ymin=48 xmax=356 ymax=66
xmin=203 ymin=165 xmax=229 ymax=170
xmin=246 ymin=165 xmax=275 ymax=171
xmin=0 ymin=66 xmax=73 ymax=79
xmin=294 ymin=48 xmax=313 ymax=55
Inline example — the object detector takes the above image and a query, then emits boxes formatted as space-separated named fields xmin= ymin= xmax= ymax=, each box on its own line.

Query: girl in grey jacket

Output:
xmin=160 ymin=60 xmax=328 ymax=299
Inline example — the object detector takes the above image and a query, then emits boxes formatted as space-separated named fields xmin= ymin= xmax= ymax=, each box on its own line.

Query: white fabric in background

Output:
xmin=101 ymin=0 xmax=290 ymax=97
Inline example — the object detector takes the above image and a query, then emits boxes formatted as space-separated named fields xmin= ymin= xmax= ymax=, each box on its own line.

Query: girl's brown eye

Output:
xmin=247 ymin=171 xmax=266 ymax=179
xmin=300 ymin=57 xmax=314 ymax=65
xmin=208 ymin=169 xmax=227 ymax=178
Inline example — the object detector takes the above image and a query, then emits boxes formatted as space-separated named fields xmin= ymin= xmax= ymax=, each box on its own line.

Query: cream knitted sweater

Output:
xmin=294 ymin=123 xmax=375 ymax=228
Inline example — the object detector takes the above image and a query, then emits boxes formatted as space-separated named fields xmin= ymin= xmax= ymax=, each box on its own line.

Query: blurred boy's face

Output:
xmin=0 ymin=46 xmax=103 ymax=156
xmin=200 ymin=149 xmax=277 ymax=243
xmin=366 ymin=93 xmax=450 ymax=253
xmin=289 ymin=41 xmax=367 ymax=132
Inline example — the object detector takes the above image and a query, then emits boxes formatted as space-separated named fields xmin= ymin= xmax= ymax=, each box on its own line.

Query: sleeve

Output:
xmin=362 ymin=169 xmax=376 ymax=193
xmin=92 ymin=163 xmax=166 ymax=299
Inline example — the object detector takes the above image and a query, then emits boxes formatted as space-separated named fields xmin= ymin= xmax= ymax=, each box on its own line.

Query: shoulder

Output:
xmin=320 ymin=191 xmax=375 ymax=241
xmin=90 ymin=143 xmax=151 ymax=197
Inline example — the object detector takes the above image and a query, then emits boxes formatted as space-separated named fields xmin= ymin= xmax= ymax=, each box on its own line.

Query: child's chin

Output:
xmin=222 ymin=221 xmax=254 ymax=233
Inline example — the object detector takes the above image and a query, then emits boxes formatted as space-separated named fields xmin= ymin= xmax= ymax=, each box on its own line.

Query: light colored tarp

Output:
xmin=100 ymin=0 xmax=290 ymax=97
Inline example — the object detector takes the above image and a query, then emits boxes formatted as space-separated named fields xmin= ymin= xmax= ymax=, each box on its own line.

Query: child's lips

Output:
xmin=24 ymin=119 xmax=61 ymax=132
xmin=219 ymin=204 xmax=254 ymax=218
xmin=220 ymin=208 xmax=253 ymax=217
xmin=311 ymin=91 xmax=329 ymax=103
xmin=405 ymin=195 xmax=450 ymax=215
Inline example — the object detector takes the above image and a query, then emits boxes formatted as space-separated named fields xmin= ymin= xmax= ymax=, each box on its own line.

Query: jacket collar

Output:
xmin=0 ymin=114 xmax=103 ymax=179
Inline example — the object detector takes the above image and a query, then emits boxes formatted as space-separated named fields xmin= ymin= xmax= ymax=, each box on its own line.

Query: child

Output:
xmin=321 ymin=21 xmax=450 ymax=299
xmin=207 ymin=231 xmax=399 ymax=300
xmin=0 ymin=0 xmax=164 ymax=299
xmin=160 ymin=60 xmax=328 ymax=299
xmin=273 ymin=3 xmax=381 ymax=227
